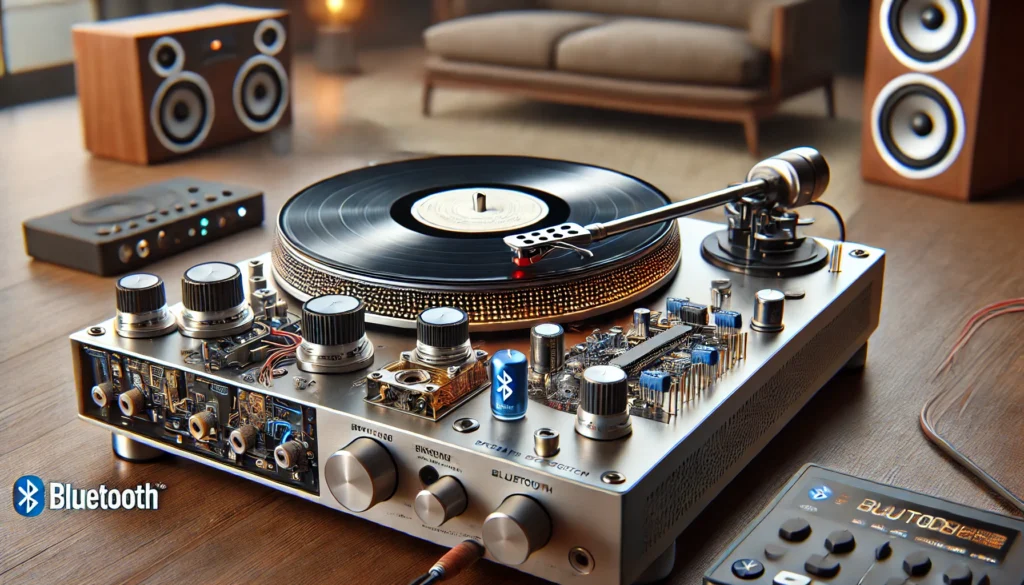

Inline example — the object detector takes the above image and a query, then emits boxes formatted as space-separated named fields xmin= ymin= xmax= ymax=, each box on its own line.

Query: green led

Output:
xmin=200 ymin=228 xmax=208 ymax=237
xmin=199 ymin=217 xmax=210 ymax=228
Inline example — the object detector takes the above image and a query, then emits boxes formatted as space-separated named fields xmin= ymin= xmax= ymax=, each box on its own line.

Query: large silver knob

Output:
xmin=482 ymin=495 xmax=552 ymax=565
xmin=324 ymin=437 xmax=397 ymax=512
xmin=414 ymin=476 xmax=468 ymax=527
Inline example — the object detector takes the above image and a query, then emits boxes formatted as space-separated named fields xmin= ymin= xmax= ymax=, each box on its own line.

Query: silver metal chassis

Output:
xmin=70 ymin=219 xmax=884 ymax=585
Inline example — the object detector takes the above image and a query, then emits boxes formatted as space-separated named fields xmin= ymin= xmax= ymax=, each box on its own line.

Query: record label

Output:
xmin=410 ymin=187 xmax=549 ymax=233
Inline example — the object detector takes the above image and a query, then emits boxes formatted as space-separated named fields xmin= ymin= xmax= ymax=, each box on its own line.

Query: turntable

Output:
xmin=70 ymin=148 xmax=884 ymax=584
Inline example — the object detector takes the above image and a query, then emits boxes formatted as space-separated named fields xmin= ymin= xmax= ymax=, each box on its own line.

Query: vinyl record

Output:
xmin=272 ymin=156 xmax=681 ymax=330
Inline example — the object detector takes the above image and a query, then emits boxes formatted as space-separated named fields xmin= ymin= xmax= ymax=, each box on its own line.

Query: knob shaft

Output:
xmin=302 ymin=295 xmax=365 ymax=346
xmin=324 ymin=437 xmax=397 ymax=512
xmin=116 ymin=273 xmax=166 ymax=313
xmin=181 ymin=261 xmax=245 ymax=312
xmin=482 ymin=495 xmax=552 ymax=565
xmin=417 ymin=307 xmax=469 ymax=349
xmin=414 ymin=476 xmax=468 ymax=527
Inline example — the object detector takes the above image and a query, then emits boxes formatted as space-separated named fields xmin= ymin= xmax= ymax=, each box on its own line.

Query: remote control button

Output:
xmin=875 ymin=541 xmax=893 ymax=560
xmin=128 ymin=221 xmax=139 ymax=228
xmin=731 ymin=559 xmax=764 ymax=580
xmin=764 ymin=544 xmax=786 ymax=560
xmin=773 ymin=571 xmax=812 ymax=585
xmin=146 ymin=215 xmax=157 ymax=223
xmin=96 ymin=227 xmax=110 ymax=235
xmin=903 ymin=551 xmax=931 ymax=576
xmin=825 ymin=529 xmax=855 ymax=554
xmin=804 ymin=554 xmax=840 ymax=578
xmin=942 ymin=564 xmax=971 ymax=585
xmin=174 ymin=204 xmax=184 ymax=211
xmin=205 ymin=194 xmax=217 ymax=202
xmin=779 ymin=518 xmax=812 ymax=542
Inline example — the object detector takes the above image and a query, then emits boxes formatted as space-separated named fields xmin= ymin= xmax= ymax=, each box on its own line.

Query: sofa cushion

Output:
xmin=555 ymin=19 xmax=768 ymax=86
xmin=424 ymin=10 xmax=607 ymax=70
xmin=541 ymin=0 xmax=757 ymax=30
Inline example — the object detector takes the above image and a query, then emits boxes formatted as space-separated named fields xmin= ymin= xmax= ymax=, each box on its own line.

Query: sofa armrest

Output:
xmin=432 ymin=0 xmax=539 ymax=22
xmin=749 ymin=0 xmax=839 ymax=97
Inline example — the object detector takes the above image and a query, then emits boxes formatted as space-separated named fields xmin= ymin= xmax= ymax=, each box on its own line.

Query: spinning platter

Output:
xmin=271 ymin=156 xmax=681 ymax=330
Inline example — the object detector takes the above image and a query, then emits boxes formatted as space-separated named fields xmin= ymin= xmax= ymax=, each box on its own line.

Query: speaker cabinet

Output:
xmin=861 ymin=0 xmax=1024 ymax=200
xmin=72 ymin=5 xmax=291 ymax=165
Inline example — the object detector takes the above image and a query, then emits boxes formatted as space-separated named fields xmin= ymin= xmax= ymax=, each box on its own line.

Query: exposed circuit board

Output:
xmin=81 ymin=335 xmax=318 ymax=494
xmin=529 ymin=298 xmax=748 ymax=423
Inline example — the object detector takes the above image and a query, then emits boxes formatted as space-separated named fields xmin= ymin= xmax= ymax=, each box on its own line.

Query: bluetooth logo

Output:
xmin=497 ymin=371 xmax=513 ymax=402
xmin=808 ymin=484 xmax=833 ymax=501
xmin=13 ymin=475 xmax=45 ymax=517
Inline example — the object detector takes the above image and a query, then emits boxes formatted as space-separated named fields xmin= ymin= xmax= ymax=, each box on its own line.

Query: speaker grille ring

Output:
xmin=149 ymin=72 xmax=215 ymax=154
xmin=233 ymin=55 xmax=289 ymax=132
xmin=871 ymin=73 xmax=965 ymax=179
xmin=148 ymin=36 xmax=184 ymax=77
xmin=254 ymin=19 xmax=286 ymax=56
xmin=880 ymin=0 xmax=975 ymax=71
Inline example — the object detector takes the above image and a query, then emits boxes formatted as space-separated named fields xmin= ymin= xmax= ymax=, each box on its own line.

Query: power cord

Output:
xmin=407 ymin=540 xmax=485 ymax=585
xmin=808 ymin=201 xmax=846 ymax=242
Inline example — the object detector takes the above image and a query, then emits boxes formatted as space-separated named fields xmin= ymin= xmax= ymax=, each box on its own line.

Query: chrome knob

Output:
xmin=415 ymin=307 xmax=471 ymax=366
xmin=414 ymin=476 xmax=468 ymax=527
xmin=324 ymin=437 xmax=397 ymax=512
xmin=751 ymin=289 xmax=785 ymax=332
xmin=114 ymin=273 xmax=176 ymax=338
xmin=297 ymin=294 xmax=374 ymax=373
xmin=482 ymin=495 xmax=552 ymax=565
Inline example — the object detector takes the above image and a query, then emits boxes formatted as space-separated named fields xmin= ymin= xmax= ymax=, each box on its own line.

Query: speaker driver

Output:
xmin=871 ymin=73 xmax=965 ymax=179
xmin=150 ymin=72 xmax=215 ymax=154
xmin=233 ymin=55 xmax=289 ymax=132
xmin=254 ymin=19 xmax=286 ymax=56
xmin=881 ymin=0 xmax=975 ymax=71
xmin=148 ymin=36 xmax=184 ymax=77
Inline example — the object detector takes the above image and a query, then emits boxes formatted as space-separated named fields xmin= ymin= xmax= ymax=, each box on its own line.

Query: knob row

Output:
xmin=324 ymin=437 xmax=552 ymax=566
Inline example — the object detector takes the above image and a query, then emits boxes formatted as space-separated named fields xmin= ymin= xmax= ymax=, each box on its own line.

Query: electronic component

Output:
xmin=705 ymin=464 xmax=1024 ymax=585
xmin=533 ymin=428 xmax=559 ymax=457
xmin=22 ymin=178 xmax=264 ymax=275
xmin=114 ymin=273 xmax=177 ymax=338
xmin=491 ymin=349 xmax=528 ymax=421
xmin=751 ymin=289 xmax=786 ymax=332
xmin=576 ymin=365 xmax=632 ymax=440
xmin=178 ymin=261 xmax=254 ymax=338
xmin=632 ymin=308 xmax=652 ymax=339
xmin=365 ymin=307 xmax=489 ymax=420
xmin=296 ymin=294 xmax=374 ymax=373
xmin=188 ymin=410 xmax=216 ymax=440
xmin=710 ymin=278 xmax=732 ymax=310
xmin=529 ymin=323 xmax=565 ymax=377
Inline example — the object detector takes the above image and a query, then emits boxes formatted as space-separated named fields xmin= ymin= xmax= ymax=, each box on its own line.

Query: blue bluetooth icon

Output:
xmin=13 ymin=475 xmax=45 ymax=517
xmin=808 ymin=484 xmax=833 ymax=501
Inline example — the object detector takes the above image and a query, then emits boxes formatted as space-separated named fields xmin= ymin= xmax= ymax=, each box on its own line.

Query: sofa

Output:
xmin=423 ymin=0 xmax=839 ymax=156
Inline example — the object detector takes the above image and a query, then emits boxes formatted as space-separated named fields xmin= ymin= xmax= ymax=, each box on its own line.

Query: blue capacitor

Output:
xmin=491 ymin=349 xmax=528 ymax=420
xmin=691 ymin=345 xmax=720 ymax=365
xmin=639 ymin=370 xmax=673 ymax=394
xmin=666 ymin=297 xmax=688 ymax=318
xmin=714 ymin=310 xmax=743 ymax=329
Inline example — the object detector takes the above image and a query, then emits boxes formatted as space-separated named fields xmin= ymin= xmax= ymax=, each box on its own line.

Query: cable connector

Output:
xmin=408 ymin=540 xmax=485 ymax=585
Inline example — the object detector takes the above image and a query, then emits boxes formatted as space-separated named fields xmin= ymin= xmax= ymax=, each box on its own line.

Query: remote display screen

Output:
xmin=792 ymin=478 xmax=1017 ymax=565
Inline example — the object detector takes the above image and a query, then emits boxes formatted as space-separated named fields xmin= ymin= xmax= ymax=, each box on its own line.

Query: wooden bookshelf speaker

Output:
xmin=861 ymin=0 xmax=1024 ymax=200
xmin=72 ymin=5 xmax=291 ymax=165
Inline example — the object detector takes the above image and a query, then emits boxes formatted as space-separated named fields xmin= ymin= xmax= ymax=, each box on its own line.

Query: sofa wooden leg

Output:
xmin=824 ymin=79 xmax=836 ymax=119
xmin=422 ymin=81 xmax=434 ymax=117
xmin=743 ymin=115 xmax=760 ymax=158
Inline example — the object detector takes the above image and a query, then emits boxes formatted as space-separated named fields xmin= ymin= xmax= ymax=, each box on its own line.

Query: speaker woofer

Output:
xmin=233 ymin=55 xmax=289 ymax=132
xmin=871 ymin=73 xmax=965 ymax=179
xmin=148 ymin=36 xmax=184 ymax=77
xmin=881 ymin=0 xmax=975 ymax=71
xmin=149 ymin=72 xmax=215 ymax=154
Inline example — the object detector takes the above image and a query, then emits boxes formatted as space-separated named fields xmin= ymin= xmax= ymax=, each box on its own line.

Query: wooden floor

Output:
xmin=1 ymin=49 xmax=1022 ymax=584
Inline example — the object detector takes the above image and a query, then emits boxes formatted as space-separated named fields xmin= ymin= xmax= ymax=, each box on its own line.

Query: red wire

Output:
xmin=938 ymin=300 xmax=1024 ymax=375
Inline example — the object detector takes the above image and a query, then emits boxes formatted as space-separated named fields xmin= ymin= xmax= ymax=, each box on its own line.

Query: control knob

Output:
xmin=178 ymin=261 xmax=254 ymax=338
xmin=575 ymin=365 xmax=632 ymax=440
xmin=415 ymin=307 xmax=471 ymax=366
xmin=482 ymin=495 xmax=552 ymax=565
xmin=297 ymin=294 xmax=374 ymax=373
xmin=114 ymin=273 xmax=176 ymax=338
xmin=414 ymin=476 xmax=468 ymax=527
xmin=324 ymin=437 xmax=397 ymax=512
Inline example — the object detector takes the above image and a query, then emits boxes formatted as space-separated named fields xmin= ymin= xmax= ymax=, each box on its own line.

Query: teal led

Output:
xmin=200 ymin=228 xmax=208 ymax=237
xmin=199 ymin=217 xmax=210 ymax=228
xmin=237 ymin=206 xmax=247 ymax=218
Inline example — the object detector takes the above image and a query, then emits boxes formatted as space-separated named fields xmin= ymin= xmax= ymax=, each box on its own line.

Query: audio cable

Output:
xmin=407 ymin=540 xmax=485 ymax=585
xmin=808 ymin=201 xmax=846 ymax=242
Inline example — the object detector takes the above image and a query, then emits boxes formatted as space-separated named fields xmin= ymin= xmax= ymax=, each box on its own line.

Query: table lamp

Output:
xmin=307 ymin=0 xmax=364 ymax=73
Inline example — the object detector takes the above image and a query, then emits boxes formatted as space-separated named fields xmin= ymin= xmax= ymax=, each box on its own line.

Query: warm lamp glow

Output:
xmin=307 ymin=0 xmax=364 ymax=26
